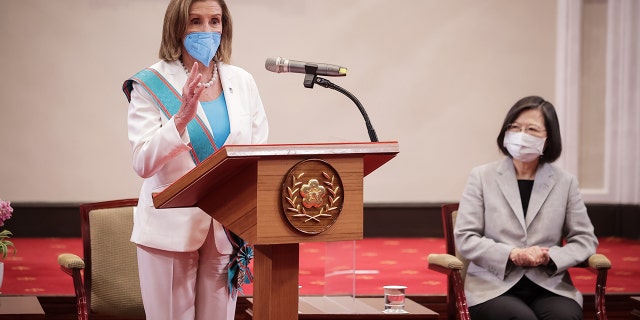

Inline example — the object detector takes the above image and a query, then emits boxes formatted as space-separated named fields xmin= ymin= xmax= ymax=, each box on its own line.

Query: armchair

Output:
xmin=57 ymin=198 xmax=145 ymax=320
xmin=427 ymin=203 xmax=611 ymax=320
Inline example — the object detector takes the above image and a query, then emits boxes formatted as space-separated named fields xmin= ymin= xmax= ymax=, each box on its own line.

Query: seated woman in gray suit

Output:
xmin=454 ymin=96 xmax=598 ymax=320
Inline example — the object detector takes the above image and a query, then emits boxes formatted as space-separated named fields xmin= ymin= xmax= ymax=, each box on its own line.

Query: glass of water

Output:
xmin=383 ymin=285 xmax=408 ymax=313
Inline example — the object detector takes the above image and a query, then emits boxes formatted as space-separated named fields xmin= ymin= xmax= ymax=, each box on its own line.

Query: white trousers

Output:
xmin=136 ymin=222 xmax=236 ymax=320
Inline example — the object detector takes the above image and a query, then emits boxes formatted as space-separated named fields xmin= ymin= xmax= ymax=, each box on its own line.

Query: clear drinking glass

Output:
xmin=383 ymin=285 xmax=408 ymax=313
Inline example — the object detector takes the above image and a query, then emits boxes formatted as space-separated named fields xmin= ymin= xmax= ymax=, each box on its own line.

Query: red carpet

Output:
xmin=2 ymin=237 xmax=639 ymax=296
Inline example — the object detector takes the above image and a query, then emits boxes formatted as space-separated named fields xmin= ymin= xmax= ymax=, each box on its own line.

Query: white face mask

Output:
xmin=503 ymin=131 xmax=546 ymax=162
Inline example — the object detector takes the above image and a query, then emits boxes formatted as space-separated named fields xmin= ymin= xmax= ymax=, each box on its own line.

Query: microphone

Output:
xmin=265 ymin=57 xmax=347 ymax=77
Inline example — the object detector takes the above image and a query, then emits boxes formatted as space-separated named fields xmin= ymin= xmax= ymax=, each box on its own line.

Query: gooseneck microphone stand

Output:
xmin=302 ymin=65 xmax=379 ymax=143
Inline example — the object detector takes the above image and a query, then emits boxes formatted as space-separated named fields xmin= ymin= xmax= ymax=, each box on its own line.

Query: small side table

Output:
xmin=0 ymin=296 xmax=45 ymax=320
xmin=298 ymin=296 xmax=439 ymax=319
xmin=631 ymin=296 xmax=640 ymax=320
xmin=244 ymin=295 xmax=439 ymax=319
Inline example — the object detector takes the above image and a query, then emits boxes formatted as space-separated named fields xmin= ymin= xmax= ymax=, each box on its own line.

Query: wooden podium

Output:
xmin=154 ymin=141 xmax=399 ymax=320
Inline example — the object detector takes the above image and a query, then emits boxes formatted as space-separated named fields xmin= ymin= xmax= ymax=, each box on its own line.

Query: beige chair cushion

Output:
xmin=89 ymin=206 xmax=145 ymax=316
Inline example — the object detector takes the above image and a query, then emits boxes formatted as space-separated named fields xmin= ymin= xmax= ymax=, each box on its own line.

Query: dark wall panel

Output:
xmin=8 ymin=202 xmax=640 ymax=239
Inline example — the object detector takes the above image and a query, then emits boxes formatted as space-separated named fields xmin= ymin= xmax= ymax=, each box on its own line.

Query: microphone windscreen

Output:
xmin=264 ymin=57 xmax=281 ymax=72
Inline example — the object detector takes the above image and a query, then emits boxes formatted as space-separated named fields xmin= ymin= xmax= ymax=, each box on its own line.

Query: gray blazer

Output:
xmin=454 ymin=158 xmax=598 ymax=307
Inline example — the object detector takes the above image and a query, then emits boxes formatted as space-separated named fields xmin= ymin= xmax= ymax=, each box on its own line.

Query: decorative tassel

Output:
xmin=225 ymin=229 xmax=254 ymax=297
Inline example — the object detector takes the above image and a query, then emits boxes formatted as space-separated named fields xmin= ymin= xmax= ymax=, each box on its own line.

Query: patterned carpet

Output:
xmin=1 ymin=237 xmax=639 ymax=296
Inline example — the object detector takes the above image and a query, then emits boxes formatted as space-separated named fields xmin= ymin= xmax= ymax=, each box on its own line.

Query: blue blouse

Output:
xmin=201 ymin=94 xmax=230 ymax=149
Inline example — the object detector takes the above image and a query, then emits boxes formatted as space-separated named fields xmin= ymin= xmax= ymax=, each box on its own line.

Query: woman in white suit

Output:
xmin=122 ymin=0 xmax=268 ymax=319
xmin=454 ymin=96 xmax=597 ymax=320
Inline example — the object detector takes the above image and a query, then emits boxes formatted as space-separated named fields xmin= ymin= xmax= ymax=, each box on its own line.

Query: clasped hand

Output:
xmin=509 ymin=246 xmax=550 ymax=267
xmin=174 ymin=62 xmax=206 ymax=134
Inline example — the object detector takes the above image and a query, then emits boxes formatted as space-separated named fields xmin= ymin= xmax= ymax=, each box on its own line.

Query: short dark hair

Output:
xmin=496 ymin=95 xmax=562 ymax=163
xmin=159 ymin=0 xmax=233 ymax=64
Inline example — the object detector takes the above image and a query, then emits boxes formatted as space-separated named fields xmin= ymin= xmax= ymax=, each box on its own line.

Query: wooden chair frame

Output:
xmin=57 ymin=198 xmax=142 ymax=320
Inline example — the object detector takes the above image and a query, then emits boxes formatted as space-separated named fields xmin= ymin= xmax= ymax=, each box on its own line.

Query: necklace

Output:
xmin=179 ymin=60 xmax=218 ymax=88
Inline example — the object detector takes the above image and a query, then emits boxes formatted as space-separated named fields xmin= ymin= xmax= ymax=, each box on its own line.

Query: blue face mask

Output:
xmin=183 ymin=32 xmax=221 ymax=67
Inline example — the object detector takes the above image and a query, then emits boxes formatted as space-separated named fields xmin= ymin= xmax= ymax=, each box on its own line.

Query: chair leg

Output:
xmin=595 ymin=269 xmax=608 ymax=320
xmin=71 ymin=269 xmax=88 ymax=320
xmin=452 ymin=271 xmax=471 ymax=320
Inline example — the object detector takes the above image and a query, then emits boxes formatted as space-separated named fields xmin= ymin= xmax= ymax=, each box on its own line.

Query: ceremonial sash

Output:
xmin=122 ymin=68 xmax=253 ymax=296
xmin=122 ymin=68 xmax=217 ymax=165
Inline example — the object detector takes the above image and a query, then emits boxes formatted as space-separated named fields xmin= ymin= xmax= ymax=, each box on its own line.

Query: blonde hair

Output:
xmin=158 ymin=0 xmax=233 ymax=64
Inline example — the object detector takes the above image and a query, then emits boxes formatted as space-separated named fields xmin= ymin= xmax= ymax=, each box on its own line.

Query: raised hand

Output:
xmin=175 ymin=62 xmax=205 ymax=135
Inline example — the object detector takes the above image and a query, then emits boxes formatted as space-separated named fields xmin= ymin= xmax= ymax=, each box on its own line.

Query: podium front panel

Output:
xmin=256 ymin=156 xmax=364 ymax=245
xmin=198 ymin=155 xmax=363 ymax=245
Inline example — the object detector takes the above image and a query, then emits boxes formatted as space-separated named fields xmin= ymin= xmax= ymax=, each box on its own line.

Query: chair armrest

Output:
xmin=427 ymin=253 xmax=464 ymax=276
xmin=579 ymin=253 xmax=611 ymax=319
xmin=58 ymin=253 xmax=85 ymax=270
xmin=427 ymin=253 xmax=471 ymax=320
xmin=588 ymin=253 xmax=611 ymax=270
xmin=575 ymin=253 xmax=611 ymax=270
xmin=428 ymin=253 xmax=464 ymax=269
xmin=57 ymin=253 xmax=89 ymax=319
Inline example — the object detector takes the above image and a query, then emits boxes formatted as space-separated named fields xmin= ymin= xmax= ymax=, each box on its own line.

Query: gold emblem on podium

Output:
xmin=281 ymin=159 xmax=344 ymax=234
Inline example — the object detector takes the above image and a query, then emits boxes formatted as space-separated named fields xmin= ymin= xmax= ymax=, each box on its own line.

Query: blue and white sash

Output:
xmin=123 ymin=68 xmax=217 ymax=164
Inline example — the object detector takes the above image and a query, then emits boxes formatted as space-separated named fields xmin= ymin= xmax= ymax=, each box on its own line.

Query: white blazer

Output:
xmin=454 ymin=158 xmax=598 ymax=307
xmin=126 ymin=60 xmax=269 ymax=253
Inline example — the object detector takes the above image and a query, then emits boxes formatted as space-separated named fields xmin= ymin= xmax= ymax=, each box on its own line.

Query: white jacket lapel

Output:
xmin=218 ymin=63 xmax=241 ymax=144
